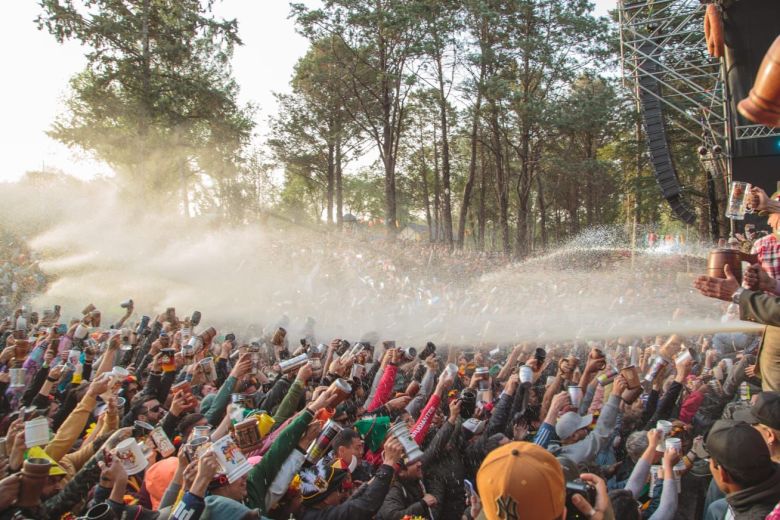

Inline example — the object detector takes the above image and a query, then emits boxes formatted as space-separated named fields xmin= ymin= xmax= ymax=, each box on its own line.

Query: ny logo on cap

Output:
xmin=496 ymin=495 xmax=519 ymax=520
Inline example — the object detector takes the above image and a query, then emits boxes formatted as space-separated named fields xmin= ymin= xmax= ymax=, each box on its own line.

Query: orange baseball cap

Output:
xmin=476 ymin=441 xmax=565 ymax=520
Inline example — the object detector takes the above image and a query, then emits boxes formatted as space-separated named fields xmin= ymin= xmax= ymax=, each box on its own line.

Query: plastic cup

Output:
xmin=9 ymin=368 xmax=25 ymax=388
xmin=445 ymin=363 xmax=459 ymax=379
xmin=568 ymin=385 xmax=583 ymax=407
xmin=655 ymin=420 xmax=672 ymax=452
xmin=665 ymin=437 xmax=682 ymax=452
xmin=115 ymin=438 xmax=148 ymax=475
xmin=519 ymin=365 xmax=533 ymax=384
xmin=24 ymin=417 xmax=50 ymax=448
xmin=675 ymin=349 xmax=692 ymax=365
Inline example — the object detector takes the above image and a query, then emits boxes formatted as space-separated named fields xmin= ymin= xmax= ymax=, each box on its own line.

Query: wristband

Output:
xmin=46 ymin=376 xmax=58 ymax=382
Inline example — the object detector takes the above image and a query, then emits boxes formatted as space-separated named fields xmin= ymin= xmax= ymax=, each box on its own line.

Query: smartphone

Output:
xmin=56 ymin=323 xmax=67 ymax=335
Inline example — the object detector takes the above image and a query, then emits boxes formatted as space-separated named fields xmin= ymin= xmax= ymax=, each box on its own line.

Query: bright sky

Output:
xmin=0 ymin=0 xmax=614 ymax=182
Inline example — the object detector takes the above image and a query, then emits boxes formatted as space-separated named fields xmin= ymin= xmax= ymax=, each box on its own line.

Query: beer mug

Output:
xmin=726 ymin=181 xmax=752 ymax=220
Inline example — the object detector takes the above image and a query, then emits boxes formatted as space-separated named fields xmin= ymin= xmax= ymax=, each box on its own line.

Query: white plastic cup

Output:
xmin=115 ymin=438 xmax=148 ymax=475
xmin=445 ymin=363 xmax=459 ymax=379
xmin=9 ymin=368 xmax=25 ymax=388
xmin=74 ymin=324 xmax=89 ymax=340
xmin=665 ymin=437 xmax=682 ymax=452
xmin=568 ymin=385 xmax=583 ymax=407
xmin=519 ymin=365 xmax=533 ymax=384
xmin=675 ymin=349 xmax=692 ymax=365
xmin=24 ymin=417 xmax=50 ymax=448
xmin=656 ymin=420 xmax=673 ymax=452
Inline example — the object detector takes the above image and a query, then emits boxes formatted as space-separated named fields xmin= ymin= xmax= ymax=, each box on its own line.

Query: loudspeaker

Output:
xmin=638 ymin=42 xmax=697 ymax=224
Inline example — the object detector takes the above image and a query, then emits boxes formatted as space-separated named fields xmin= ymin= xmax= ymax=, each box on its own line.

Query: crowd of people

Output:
xmin=0 ymin=297 xmax=776 ymax=520
xmin=0 ymin=191 xmax=779 ymax=520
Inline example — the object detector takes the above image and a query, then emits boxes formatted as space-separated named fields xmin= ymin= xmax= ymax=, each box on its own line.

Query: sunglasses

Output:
xmin=148 ymin=405 xmax=162 ymax=413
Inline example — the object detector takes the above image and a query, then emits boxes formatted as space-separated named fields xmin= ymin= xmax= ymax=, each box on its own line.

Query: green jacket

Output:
xmin=205 ymin=375 xmax=237 ymax=426
xmin=246 ymin=408 xmax=314 ymax=513
xmin=272 ymin=379 xmax=305 ymax=427
xmin=738 ymin=289 xmax=780 ymax=391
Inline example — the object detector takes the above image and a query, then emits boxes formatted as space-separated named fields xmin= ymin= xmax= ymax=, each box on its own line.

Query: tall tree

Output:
xmin=37 ymin=0 xmax=253 ymax=209
xmin=291 ymin=0 xmax=423 ymax=234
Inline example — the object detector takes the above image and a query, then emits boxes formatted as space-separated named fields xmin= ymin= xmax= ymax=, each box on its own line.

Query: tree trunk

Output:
xmin=489 ymin=102 xmax=510 ymax=254
xmin=478 ymin=139 xmax=487 ymax=252
xmin=433 ymin=124 xmax=442 ymax=242
xmin=335 ymin=133 xmax=344 ymax=228
xmin=458 ymin=61 xmax=485 ymax=249
xmin=419 ymin=124 xmax=433 ymax=241
xmin=514 ymin=128 xmax=532 ymax=258
xmin=536 ymin=169 xmax=547 ymax=249
xmin=327 ymin=141 xmax=335 ymax=224
xmin=434 ymin=43 xmax=453 ymax=247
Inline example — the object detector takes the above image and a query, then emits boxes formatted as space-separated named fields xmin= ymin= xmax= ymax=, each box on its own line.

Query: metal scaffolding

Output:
xmin=618 ymin=0 xmax=726 ymax=147
xmin=618 ymin=0 xmax=780 ymax=145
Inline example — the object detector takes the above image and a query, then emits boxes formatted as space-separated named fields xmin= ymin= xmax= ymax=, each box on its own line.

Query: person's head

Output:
xmin=332 ymin=428 xmax=364 ymax=463
xmin=625 ymin=431 xmax=650 ymax=463
xmin=301 ymin=463 xmax=352 ymax=509
xmin=132 ymin=396 xmax=164 ymax=425
xmin=555 ymin=412 xmax=592 ymax=445
xmin=734 ymin=391 xmax=780 ymax=461
xmin=706 ymin=420 xmax=776 ymax=494
xmin=477 ymin=442 xmax=565 ymax=520
xmin=42 ymin=474 xmax=66 ymax=499
xmin=178 ymin=413 xmax=207 ymax=440
xmin=28 ymin=447 xmax=67 ymax=499
xmin=398 ymin=459 xmax=423 ymax=480
xmin=210 ymin=474 xmax=248 ymax=502
xmin=122 ymin=378 xmax=140 ymax=402
xmin=608 ymin=489 xmax=641 ymax=520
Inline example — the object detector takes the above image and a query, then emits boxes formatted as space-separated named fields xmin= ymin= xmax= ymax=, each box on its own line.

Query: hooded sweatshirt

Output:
xmin=726 ymin=465 xmax=780 ymax=520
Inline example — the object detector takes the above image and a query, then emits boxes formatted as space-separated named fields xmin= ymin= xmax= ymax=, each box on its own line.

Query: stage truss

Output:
xmin=618 ymin=0 xmax=780 ymax=177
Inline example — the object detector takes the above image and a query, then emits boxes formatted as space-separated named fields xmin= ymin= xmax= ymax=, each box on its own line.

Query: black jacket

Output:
xmin=377 ymin=478 xmax=430 ymax=520
xmin=727 ymin=465 xmax=780 ymax=520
